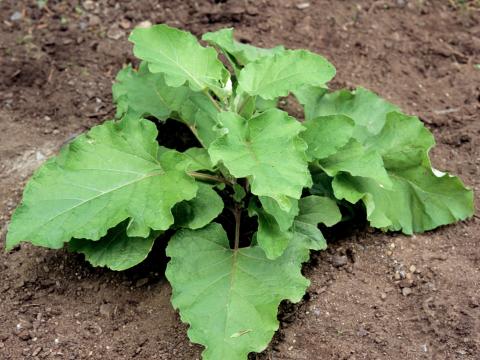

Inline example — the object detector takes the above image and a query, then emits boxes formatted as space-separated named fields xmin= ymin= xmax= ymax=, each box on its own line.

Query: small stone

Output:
xmin=332 ymin=255 xmax=348 ymax=268
xmin=398 ymin=279 xmax=414 ymax=288
xmin=10 ymin=11 xmax=23 ymax=21
xmin=357 ymin=326 xmax=368 ymax=337
xmin=36 ymin=151 xmax=46 ymax=161
xmin=136 ymin=20 xmax=152 ymax=29
xmin=52 ymin=129 xmax=60 ymax=135
xmin=17 ymin=330 xmax=31 ymax=341
xmin=296 ymin=2 xmax=310 ymax=9
xmin=99 ymin=303 xmax=114 ymax=318
xmin=380 ymin=293 xmax=387 ymax=301
xmin=83 ymin=0 xmax=95 ymax=11
xmin=32 ymin=347 xmax=42 ymax=356
xmin=135 ymin=278 xmax=149 ymax=288
xmin=120 ymin=19 xmax=132 ymax=29
xmin=386 ymin=250 xmax=393 ymax=256
xmin=107 ymin=26 xmax=125 ymax=40
xmin=88 ymin=15 xmax=101 ymax=27
xmin=402 ymin=287 xmax=412 ymax=296
xmin=409 ymin=265 xmax=416 ymax=273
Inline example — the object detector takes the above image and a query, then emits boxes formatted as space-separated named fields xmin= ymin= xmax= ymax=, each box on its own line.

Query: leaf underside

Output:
xmin=69 ymin=221 xmax=160 ymax=271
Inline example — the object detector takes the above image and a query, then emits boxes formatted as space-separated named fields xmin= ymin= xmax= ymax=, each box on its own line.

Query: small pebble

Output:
xmin=137 ymin=20 xmax=152 ymax=29
xmin=10 ymin=11 xmax=23 ymax=21
xmin=135 ymin=278 xmax=149 ymax=287
xmin=332 ymin=255 xmax=348 ymax=268
xmin=409 ymin=265 xmax=416 ymax=273
xmin=402 ymin=287 xmax=412 ymax=296
xmin=83 ymin=0 xmax=95 ymax=11
xmin=296 ymin=2 xmax=310 ymax=9
xmin=380 ymin=292 xmax=387 ymax=300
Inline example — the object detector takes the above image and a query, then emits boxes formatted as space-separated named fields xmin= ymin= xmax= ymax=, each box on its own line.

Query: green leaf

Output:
xmin=297 ymin=195 xmax=342 ymax=227
xmin=6 ymin=118 xmax=198 ymax=250
xmin=112 ymin=62 xmax=190 ymax=120
xmin=238 ymin=50 xmax=336 ymax=100
xmin=161 ymin=147 xmax=215 ymax=172
xmin=166 ymin=223 xmax=315 ymax=360
xmin=291 ymin=195 xmax=338 ymax=252
xmin=298 ymin=87 xmax=399 ymax=142
xmin=129 ymin=24 xmax=229 ymax=94
xmin=202 ymin=28 xmax=285 ymax=66
xmin=249 ymin=201 xmax=293 ymax=259
xmin=233 ymin=184 xmax=246 ymax=202
xmin=69 ymin=222 xmax=159 ymax=271
xmin=112 ymin=62 xmax=221 ymax=147
xmin=177 ymin=91 xmax=223 ymax=147
xmin=302 ymin=115 xmax=355 ymax=159
xmin=319 ymin=139 xmax=392 ymax=189
xmin=209 ymin=109 xmax=311 ymax=210
xmin=259 ymin=196 xmax=299 ymax=232
xmin=173 ymin=183 xmax=223 ymax=230
xmin=332 ymin=112 xmax=474 ymax=233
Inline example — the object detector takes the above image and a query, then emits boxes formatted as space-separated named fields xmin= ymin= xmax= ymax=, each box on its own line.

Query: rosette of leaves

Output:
xmin=6 ymin=25 xmax=474 ymax=360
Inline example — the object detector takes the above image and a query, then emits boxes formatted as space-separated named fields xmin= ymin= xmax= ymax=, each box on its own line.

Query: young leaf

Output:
xmin=249 ymin=201 xmax=293 ymax=259
xmin=202 ymin=28 xmax=285 ymax=66
xmin=6 ymin=118 xmax=198 ymax=250
xmin=113 ymin=62 xmax=190 ymax=120
xmin=69 ymin=222 xmax=160 ymax=271
xmin=302 ymin=115 xmax=355 ymax=160
xmin=129 ymin=24 xmax=229 ymax=95
xmin=297 ymin=87 xmax=399 ymax=141
xmin=173 ymin=183 xmax=223 ymax=230
xmin=209 ymin=109 xmax=311 ymax=210
xmin=238 ymin=50 xmax=336 ymax=100
xmin=332 ymin=113 xmax=474 ymax=233
xmin=166 ymin=223 xmax=315 ymax=360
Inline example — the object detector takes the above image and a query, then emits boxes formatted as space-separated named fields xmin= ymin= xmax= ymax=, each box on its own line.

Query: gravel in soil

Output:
xmin=1 ymin=1 xmax=479 ymax=359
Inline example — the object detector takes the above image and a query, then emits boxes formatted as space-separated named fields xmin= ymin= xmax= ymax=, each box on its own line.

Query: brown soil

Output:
xmin=1 ymin=1 xmax=479 ymax=359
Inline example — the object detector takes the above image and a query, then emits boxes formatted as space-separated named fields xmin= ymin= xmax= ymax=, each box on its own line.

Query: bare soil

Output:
xmin=1 ymin=1 xmax=479 ymax=359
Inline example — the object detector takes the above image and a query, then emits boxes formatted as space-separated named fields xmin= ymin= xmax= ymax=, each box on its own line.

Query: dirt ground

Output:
xmin=0 ymin=0 xmax=479 ymax=359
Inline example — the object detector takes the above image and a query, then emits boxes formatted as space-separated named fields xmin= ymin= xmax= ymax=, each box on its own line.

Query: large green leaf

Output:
xmin=302 ymin=115 xmax=355 ymax=159
xmin=332 ymin=113 xmax=474 ymax=233
xmin=238 ymin=50 xmax=336 ymax=100
xmin=112 ymin=62 xmax=190 ymax=120
xmin=209 ymin=109 xmax=311 ymax=210
xmin=297 ymin=87 xmax=399 ymax=142
xmin=202 ymin=28 xmax=285 ymax=66
xmin=6 ymin=118 xmax=198 ymax=250
xmin=166 ymin=223 xmax=315 ymax=360
xmin=129 ymin=24 xmax=229 ymax=95
xmin=69 ymin=222 xmax=159 ymax=271
xmin=173 ymin=183 xmax=223 ymax=230
xmin=319 ymin=139 xmax=392 ymax=189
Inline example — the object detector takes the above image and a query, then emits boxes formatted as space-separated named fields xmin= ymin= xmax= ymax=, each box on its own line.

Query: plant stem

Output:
xmin=189 ymin=171 xmax=229 ymax=184
xmin=204 ymin=89 xmax=223 ymax=112
xmin=233 ymin=206 xmax=241 ymax=251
